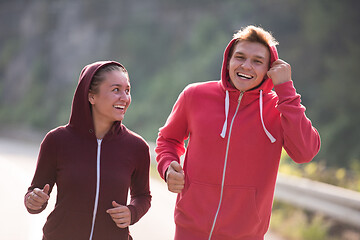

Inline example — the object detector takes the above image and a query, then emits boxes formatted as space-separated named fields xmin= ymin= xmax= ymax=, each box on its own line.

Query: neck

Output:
xmin=92 ymin=115 xmax=113 ymax=139
xmin=95 ymin=124 xmax=111 ymax=139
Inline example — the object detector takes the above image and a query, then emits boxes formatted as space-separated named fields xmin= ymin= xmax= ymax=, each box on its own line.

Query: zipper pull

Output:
xmin=238 ymin=91 xmax=244 ymax=102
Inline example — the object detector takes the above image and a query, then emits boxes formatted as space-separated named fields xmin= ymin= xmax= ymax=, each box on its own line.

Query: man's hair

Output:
xmin=228 ymin=25 xmax=278 ymax=60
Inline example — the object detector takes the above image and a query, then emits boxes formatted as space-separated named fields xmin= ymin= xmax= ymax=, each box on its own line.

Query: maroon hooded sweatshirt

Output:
xmin=25 ymin=61 xmax=151 ymax=240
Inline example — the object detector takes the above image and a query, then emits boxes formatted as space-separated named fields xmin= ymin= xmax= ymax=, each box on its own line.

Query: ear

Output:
xmin=88 ymin=92 xmax=95 ymax=105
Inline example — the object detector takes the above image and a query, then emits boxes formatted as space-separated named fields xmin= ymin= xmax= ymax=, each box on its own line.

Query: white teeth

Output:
xmin=114 ymin=105 xmax=125 ymax=109
xmin=237 ymin=73 xmax=253 ymax=79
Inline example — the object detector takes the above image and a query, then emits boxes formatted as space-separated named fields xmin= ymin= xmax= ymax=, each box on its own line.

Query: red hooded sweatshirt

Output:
xmin=156 ymin=39 xmax=320 ymax=239
xmin=25 ymin=61 xmax=151 ymax=240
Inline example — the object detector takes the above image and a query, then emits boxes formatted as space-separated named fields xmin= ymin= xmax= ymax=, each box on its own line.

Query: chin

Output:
xmin=114 ymin=116 xmax=125 ymax=122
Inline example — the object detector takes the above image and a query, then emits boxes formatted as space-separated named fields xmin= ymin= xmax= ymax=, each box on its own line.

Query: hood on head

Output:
xmin=68 ymin=61 xmax=126 ymax=136
xmin=219 ymin=39 xmax=278 ymax=142
xmin=220 ymin=38 xmax=279 ymax=92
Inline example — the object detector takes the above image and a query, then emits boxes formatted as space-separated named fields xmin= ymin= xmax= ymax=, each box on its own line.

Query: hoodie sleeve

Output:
xmin=24 ymin=131 xmax=57 ymax=214
xmin=155 ymin=89 xmax=189 ymax=180
xmin=128 ymin=143 xmax=152 ymax=225
xmin=274 ymin=81 xmax=321 ymax=163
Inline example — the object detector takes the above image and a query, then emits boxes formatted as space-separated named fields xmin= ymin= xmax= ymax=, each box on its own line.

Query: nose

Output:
xmin=119 ymin=90 xmax=131 ymax=102
xmin=241 ymin=59 xmax=252 ymax=70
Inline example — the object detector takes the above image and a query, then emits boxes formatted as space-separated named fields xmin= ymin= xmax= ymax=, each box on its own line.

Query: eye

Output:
xmin=125 ymin=89 xmax=130 ymax=94
xmin=236 ymin=55 xmax=245 ymax=60
xmin=113 ymin=88 xmax=120 ymax=92
xmin=254 ymin=59 xmax=263 ymax=64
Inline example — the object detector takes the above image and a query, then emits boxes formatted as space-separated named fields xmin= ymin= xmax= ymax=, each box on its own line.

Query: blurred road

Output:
xmin=0 ymin=136 xmax=284 ymax=240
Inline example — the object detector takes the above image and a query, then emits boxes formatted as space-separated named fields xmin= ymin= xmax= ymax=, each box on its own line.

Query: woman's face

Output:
xmin=88 ymin=70 xmax=131 ymax=126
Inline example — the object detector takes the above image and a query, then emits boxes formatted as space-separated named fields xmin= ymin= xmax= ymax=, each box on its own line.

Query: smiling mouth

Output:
xmin=237 ymin=73 xmax=253 ymax=80
xmin=113 ymin=105 xmax=125 ymax=110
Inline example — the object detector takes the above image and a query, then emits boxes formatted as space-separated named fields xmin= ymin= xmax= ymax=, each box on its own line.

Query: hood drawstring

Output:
xmin=220 ymin=89 xmax=276 ymax=143
xmin=220 ymin=90 xmax=229 ymax=138
xmin=260 ymin=90 xmax=276 ymax=143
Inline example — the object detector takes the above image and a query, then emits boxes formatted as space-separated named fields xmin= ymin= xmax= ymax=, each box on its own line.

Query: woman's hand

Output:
xmin=25 ymin=184 xmax=50 ymax=210
xmin=106 ymin=201 xmax=131 ymax=228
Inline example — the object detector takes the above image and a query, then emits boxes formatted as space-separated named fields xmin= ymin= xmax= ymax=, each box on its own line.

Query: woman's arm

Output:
xmin=24 ymin=131 xmax=57 ymax=214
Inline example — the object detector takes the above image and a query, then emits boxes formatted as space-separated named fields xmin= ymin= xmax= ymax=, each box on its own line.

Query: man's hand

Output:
xmin=267 ymin=59 xmax=291 ymax=85
xmin=166 ymin=161 xmax=185 ymax=193
xmin=106 ymin=201 xmax=131 ymax=228
xmin=25 ymin=184 xmax=50 ymax=210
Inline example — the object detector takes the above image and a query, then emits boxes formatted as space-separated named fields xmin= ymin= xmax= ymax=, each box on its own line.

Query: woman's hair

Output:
xmin=228 ymin=25 xmax=278 ymax=60
xmin=89 ymin=63 xmax=128 ymax=94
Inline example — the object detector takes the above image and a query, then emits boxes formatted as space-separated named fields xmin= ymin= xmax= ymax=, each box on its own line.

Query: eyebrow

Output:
xmin=234 ymin=52 xmax=266 ymax=60
xmin=110 ymin=83 xmax=130 ymax=88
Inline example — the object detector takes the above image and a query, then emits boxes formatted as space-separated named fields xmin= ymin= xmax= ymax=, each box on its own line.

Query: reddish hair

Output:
xmin=228 ymin=25 xmax=278 ymax=61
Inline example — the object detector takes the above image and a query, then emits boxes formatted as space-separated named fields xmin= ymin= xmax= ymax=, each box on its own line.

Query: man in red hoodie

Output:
xmin=155 ymin=25 xmax=321 ymax=240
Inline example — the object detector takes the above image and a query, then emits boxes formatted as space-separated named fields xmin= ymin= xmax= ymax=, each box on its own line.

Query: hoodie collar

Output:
xmin=68 ymin=61 xmax=126 ymax=138
xmin=219 ymin=38 xmax=278 ymax=143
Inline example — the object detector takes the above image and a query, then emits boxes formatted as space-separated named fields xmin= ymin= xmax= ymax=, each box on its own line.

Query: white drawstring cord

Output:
xmin=259 ymin=90 xmax=276 ymax=143
xmin=220 ymin=90 xmax=229 ymax=138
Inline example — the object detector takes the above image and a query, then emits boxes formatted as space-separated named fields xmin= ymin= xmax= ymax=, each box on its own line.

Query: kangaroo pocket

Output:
xmin=175 ymin=182 xmax=220 ymax=234
xmin=43 ymin=209 xmax=91 ymax=239
xmin=214 ymin=186 xmax=262 ymax=238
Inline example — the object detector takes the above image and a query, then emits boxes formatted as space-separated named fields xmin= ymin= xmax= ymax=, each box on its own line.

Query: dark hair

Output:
xmin=89 ymin=63 xmax=128 ymax=94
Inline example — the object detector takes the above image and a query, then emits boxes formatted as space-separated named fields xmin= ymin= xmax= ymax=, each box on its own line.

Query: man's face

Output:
xmin=227 ymin=41 xmax=270 ymax=92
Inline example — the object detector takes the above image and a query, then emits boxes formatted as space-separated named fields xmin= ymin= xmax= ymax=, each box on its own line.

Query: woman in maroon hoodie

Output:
xmin=24 ymin=61 xmax=151 ymax=240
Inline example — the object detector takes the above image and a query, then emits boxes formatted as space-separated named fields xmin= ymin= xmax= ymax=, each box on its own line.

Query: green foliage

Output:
xmin=124 ymin=15 xmax=228 ymax=140
xmin=0 ymin=39 xmax=20 ymax=71
xmin=271 ymin=201 xmax=333 ymax=240
xmin=297 ymin=0 xmax=360 ymax=168
xmin=279 ymin=150 xmax=360 ymax=192
xmin=0 ymin=58 xmax=45 ymax=127
xmin=0 ymin=0 xmax=359 ymax=170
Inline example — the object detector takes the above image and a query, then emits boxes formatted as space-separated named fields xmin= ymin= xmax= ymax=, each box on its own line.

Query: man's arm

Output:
xmin=275 ymin=80 xmax=321 ymax=163
xmin=155 ymin=89 xmax=189 ymax=181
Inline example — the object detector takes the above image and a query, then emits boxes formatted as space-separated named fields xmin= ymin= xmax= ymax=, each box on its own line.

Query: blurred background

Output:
xmin=1 ymin=0 xmax=360 ymax=239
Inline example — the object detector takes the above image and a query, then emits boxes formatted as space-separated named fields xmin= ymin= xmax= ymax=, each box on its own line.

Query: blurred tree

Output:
xmin=0 ymin=0 xmax=359 ymax=169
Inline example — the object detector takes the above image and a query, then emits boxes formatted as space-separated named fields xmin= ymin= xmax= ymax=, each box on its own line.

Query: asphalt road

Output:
xmin=0 ymin=136 xmax=284 ymax=240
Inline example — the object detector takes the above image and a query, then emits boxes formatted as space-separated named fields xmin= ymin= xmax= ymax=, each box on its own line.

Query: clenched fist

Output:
xmin=166 ymin=161 xmax=185 ymax=193
xmin=106 ymin=201 xmax=131 ymax=228
xmin=25 ymin=184 xmax=50 ymax=211
xmin=267 ymin=59 xmax=291 ymax=86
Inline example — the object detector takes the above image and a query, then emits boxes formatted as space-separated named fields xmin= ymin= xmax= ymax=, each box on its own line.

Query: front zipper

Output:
xmin=208 ymin=92 xmax=244 ymax=240
xmin=89 ymin=139 xmax=102 ymax=240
